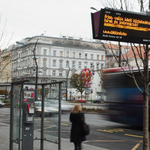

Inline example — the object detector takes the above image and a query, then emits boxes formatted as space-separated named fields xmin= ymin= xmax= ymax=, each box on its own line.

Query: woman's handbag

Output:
xmin=82 ymin=122 xmax=90 ymax=136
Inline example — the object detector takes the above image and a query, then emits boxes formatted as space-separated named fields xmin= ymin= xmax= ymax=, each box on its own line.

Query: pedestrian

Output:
xmin=70 ymin=105 xmax=86 ymax=150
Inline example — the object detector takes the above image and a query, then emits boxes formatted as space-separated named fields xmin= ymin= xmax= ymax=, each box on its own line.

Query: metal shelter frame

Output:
xmin=9 ymin=81 xmax=63 ymax=150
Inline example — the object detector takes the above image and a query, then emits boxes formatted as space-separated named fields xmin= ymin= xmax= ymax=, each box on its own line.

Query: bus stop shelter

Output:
xmin=9 ymin=81 xmax=63 ymax=150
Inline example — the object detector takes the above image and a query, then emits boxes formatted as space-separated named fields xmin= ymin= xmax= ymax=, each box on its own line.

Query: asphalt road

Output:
xmin=0 ymin=107 xmax=148 ymax=150
xmin=61 ymin=113 xmax=145 ymax=150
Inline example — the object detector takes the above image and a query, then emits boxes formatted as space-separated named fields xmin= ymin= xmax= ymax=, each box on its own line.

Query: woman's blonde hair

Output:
xmin=72 ymin=105 xmax=82 ymax=113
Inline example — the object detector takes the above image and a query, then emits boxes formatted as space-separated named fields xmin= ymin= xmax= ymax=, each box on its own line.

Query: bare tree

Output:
xmin=0 ymin=15 xmax=13 ymax=83
xmin=0 ymin=15 xmax=13 ymax=50
xmin=97 ymin=0 xmax=150 ymax=149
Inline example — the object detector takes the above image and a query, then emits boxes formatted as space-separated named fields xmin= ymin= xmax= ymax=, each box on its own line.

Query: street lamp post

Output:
xmin=66 ymin=67 xmax=70 ymax=101
xmin=32 ymin=39 xmax=38 ymax=101
xmin=90 ymin=7 xmax=98 ymax=11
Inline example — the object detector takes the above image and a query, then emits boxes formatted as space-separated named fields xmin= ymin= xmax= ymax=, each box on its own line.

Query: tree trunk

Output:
xmin=81 ymin=93 xmax=83 ymax=108
xmin=143 ymin=45 xmax=149 ymax=150
xmin=143 ymin=91 xmax=149 ymax=150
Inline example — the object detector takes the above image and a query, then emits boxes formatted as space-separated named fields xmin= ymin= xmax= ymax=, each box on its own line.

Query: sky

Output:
xmin=0 ymin=0 xmax=103 ymax=48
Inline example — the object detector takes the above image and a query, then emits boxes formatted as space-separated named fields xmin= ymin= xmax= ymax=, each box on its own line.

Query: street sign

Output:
xmin=85 ymin=88 xmax=89 ymax=92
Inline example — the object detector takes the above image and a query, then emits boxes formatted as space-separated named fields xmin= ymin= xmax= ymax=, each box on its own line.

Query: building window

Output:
xmin=53 ymin=60 xmax=56 ymax=67
xmin=59 ymin=60 xmax=63 ymax=68
xmin=51 ymin=80 xmax=57 ymax=87
xmin=72 ymin=61 xmax=75 ymax=68
xmin=43 ymin=49 xmax=47 ymax=55
xmin=84 ymin=62 xmax=87 ymax=69
xmin=59 ymin=71 xmax=62 ymax=76
xmin=33 ymin=59 xmax=36 ymax=65
xmin=91 ymin=54 xmax=93 ymax=59
xmin=97 ymin=55 xmax=99 ymax=60
xmin=97 ymin=64 xmax=99 ymax=70
xmin=101 ymin=63 xmax=104 ymax=68
xmin=28 ymin=58 xmax=30 ymax=66
xmin=60 ymin=51 xmax=63 ymax=57
xmin=85 ymin=54 xmax=87 ymax=59
xmin=52 ymin=70 xmax=56 ymax=76
xmin=19 ymin=53 xmax=21 ymax=58
xmin=73 ymin=52 xmax=75 ymax=58
xmin=41 ymin=80 xmax=47 ymax=83
xmin=67 ymin=52 xmax=69 ymax=57
xmin=43 ymin=70 xmax=46 ymax=75
xmin=115 ymin=50 xmax=119 ymax=55
xmin=66 ymin=70 xmax=69 ymax=77
xmin=66 ymin=61 xmax=69 ymax=67
xmin=43 ymin=59 xmax=46 ymax=66
xmin=53 ymin=50 xmax=56 ymax=56
xmin=90 ymin=63 xmax=94 ymax=69
xmin=78 ymin=62 xmax=82 ymax=68
xmin=101 ymin=55 xmax=104 ymax=60
xmin=61 ymin=82 xmax=66 ymax=87
xmin=79 ymin=53 xmax=81 ymax=58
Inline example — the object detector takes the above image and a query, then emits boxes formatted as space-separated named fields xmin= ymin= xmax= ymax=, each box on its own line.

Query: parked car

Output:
xmin=61 ymin=101 xmax=73 ymax=112
xmin=61 ymin=97 xmax=66 ymax=100
xmin=0 ymin=95 xmax=5 ymax=99
xmin=67 ymin=98 xmax=75 ymax=101
xmin=93 ymin=98 xmax=104 ymax=103
xmin=34 ymin=100 xmax=58 ymax=117
xmin=0 ymin=100 xmax=5 ymax=107
xmin=34 ymin=100 xmax=73 ymax=116
xmin=75 ymin=99 xmax=86 ymax=103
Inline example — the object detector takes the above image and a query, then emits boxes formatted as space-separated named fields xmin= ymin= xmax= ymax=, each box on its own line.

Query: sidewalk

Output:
xmin=0 ymin=122 xmax=108 ymax=150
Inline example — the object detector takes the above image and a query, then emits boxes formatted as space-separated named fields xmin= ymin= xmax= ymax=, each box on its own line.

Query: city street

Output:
xmin=0 ymin=107 xmax=147 ymax=150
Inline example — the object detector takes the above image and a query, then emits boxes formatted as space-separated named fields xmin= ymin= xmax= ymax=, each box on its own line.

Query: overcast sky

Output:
xmin=0 ymin=0 xmax=102 ymax=48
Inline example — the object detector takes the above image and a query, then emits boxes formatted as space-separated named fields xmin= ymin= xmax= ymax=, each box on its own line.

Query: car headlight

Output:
xmin=37 ymin=108 xmax=41 ymax=111
xmin=51 ymin=109 xmax=58 ymax=111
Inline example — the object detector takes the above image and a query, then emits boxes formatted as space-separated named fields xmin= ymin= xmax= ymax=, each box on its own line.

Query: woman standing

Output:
xmin=70 ymin=105 xmax=86 ymax=150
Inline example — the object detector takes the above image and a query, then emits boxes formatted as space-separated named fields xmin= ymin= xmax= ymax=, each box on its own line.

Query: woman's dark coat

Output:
xmin=70 ymin=112 xmax=86 ymax=143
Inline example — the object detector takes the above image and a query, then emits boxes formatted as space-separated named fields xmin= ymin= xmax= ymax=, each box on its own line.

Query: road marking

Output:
xmin=85 ymin=140 xmax=125 ymax=143
xmin=1 ymin=113 xmax=7 ymax=115
xmin=61 ymin=123 xmax=68 ymax=126
xmin=45 ymin=121 xmax=52 ymax=123
xmin=34 ymin=118 xmax=41 ymax=120
xmin=125 ymin=134 xmax=143 ymax=138
xmin=97 ymin=128 xmax=124 ymax=133
xmin=34 ymin=124 xmax=41 ymax=126
xmin=131 ymin=141 xmax=143 ymax=150
xmin=61 ymin=131 xmax=70 ymax=132
xmin=35 ymin=125 xmax=56 ymax=131
xmin=0 ymin=118 xmax=10 ymax=121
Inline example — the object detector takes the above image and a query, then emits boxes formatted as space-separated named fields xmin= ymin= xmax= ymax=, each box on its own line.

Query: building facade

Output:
xmin=6 ymin=35 xmax=106 ymax=99
xmin=0 ymin=51 xmax=12 ymax=83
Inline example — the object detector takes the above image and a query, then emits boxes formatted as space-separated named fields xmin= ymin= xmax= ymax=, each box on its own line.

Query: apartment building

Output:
xmin=5 ymin=35 xmax=105 ymax=99
xmin=0 ymin=51 xmax=12 ymax=83
xmin=104 ymin=42 xmax=131 ymax=68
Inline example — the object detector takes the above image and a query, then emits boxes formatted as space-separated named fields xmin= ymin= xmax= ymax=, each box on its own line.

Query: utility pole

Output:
xmin=66 ymin=68 xmax=70 ymax=101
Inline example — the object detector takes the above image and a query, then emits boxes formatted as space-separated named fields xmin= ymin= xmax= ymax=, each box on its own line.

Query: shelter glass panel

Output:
xmin=12 ymin=84 xmax=22 ymax=147
xmin=34 ymin=85 xmax=42 ymax=139
xmin=44 ymin=84 xmax=59 ymax=143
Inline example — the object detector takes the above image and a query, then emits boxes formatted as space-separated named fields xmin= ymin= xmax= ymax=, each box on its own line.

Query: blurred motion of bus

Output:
xmin=103 ymin=67 xmax=150 ymax=127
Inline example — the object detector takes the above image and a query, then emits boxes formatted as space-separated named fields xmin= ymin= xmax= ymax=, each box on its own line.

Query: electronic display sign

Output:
xmin=91 ymin=8 xmax=150 ymax=44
